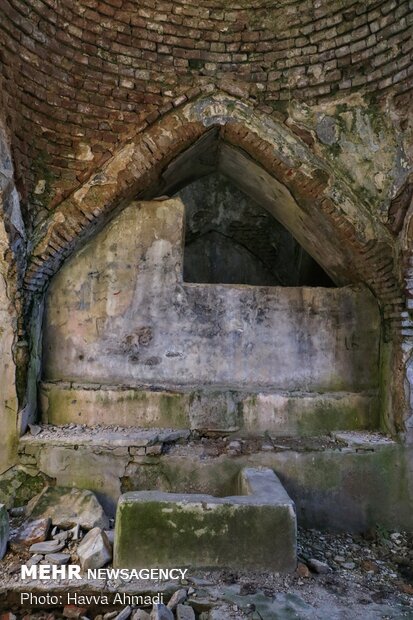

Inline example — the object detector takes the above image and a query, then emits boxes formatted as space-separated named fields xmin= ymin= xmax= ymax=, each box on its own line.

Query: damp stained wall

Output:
xmin=42 ymin=198 xmax=381 ymax=395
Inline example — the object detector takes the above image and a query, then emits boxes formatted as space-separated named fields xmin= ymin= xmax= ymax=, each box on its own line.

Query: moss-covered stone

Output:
xmin=0 ymin=467 xmax=51 ymax=508
xmin=40 ymin=383 xmax=191 ymax=428
xmin=27 ymin=486 xmax=109 ymax=530
xmin=114 ymin=468 xmax=296 ymax=572
xmin=29 ymin=151 xmax=57 ymax=212
xmin=41 ymin=381 xmax=379 ymax=437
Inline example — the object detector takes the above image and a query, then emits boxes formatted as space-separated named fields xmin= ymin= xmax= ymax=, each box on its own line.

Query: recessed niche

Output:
xmin=177 ymin=174 xmax=335 ymax=287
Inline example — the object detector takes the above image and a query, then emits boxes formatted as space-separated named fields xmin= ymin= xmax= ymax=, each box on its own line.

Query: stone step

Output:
xmin=40 ymin=381 xmax=379 ymax=436
xmin=15 ymin=429 xmax=407 ymax=533
xmin=114 ymin=467 xmax=297 ymax=572
xmin=20 ymin=425 xmax=189 ymax=450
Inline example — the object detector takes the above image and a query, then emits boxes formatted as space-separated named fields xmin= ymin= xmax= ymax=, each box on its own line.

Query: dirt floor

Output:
xmin=1 ymin=522 xmax=413 ymax=619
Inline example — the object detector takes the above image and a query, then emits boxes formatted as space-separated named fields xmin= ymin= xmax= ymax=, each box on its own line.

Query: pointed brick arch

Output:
xmin=25 ymin=93 xmax=403 ymax=308
xmin=25 ymin=93 xmax=403 ymax=317
xmin=19 ymin=91 xmax=413 ymax=436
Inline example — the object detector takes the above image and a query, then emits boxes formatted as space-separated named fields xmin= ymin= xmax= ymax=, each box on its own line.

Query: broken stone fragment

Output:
xmin=307 ymin=558 xmax=332 ymax=574
xmin=7 ymin=561 xmax=21 ymax=575
xmin=45 ymin=552 xmax=71 ymax=565
xmin=167 ymin=588 xmax=187 ymax=610
xmin=68 ymin=524 xmax=82 ymax=541
xmin=27 ymin=554 xmax=43 ymax=567
xmin=0 ymin=613 xmax=17 ymax=620
xmin=176 ymin=605 xmax=195 ymax=620
xmin=29 ymin=539 xmax=65 ymax=554
xmin=77 ymin=527 xmax=112 ymax=570
xmin=296 ymin=561 xmax=310 ymax=578
xmin=131 ymin=611 xmax=150 ymax=620
xmin=28 ymin=424 xmax=42 ymax=436
xmin=0 ymin=504 xmax=9 ymax=560
xmin=360 ymin=559 xmax=379 ymax=573
xmin=104 ymin=529 xmax=114 ymax=545
xmin=10 ymin=517 xmax=51 ymax=551
xmin=226 ymin=440 xmax=242 ymax=456
xmin=63 ymin=605 xmax=88 ymax=619
xmin=227 ymin=440 xmax=242 ymax=451
xmin=187 ymin=576 xmax=214 ymax=587
xmin=27 ymin=487 xmax=109 ymax=530
xmin=114 ymin=607 xmax=131 ymax=620
xmin=53 ymin=529 xmax=70 ymax=543
xmin=150 ymin=605 xmax=173 ymax=620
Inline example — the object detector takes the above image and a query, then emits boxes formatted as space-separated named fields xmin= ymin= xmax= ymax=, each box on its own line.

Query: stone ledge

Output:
xmin=5 ymin=432 xmax=410 ymax=531
xmin=39 ymin=382 xmax=379 ymax=436
xmin=19 ymin=427 xmax=190 ymax=449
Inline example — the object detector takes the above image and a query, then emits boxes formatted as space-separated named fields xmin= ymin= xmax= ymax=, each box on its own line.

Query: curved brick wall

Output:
xmin=0 ymin=0 xmax=412 ymax=218
xmin=22 ymin=94 xmax=402 ymax=330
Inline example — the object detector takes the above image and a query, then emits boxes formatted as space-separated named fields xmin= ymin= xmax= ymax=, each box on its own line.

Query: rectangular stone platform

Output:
xmin=40 ymin=382 xmax=378 ymax=436
xmin=17 ymin=429 xmax=408 ymax=533
xmin=114 ymin=467 xmax=297 ymax=572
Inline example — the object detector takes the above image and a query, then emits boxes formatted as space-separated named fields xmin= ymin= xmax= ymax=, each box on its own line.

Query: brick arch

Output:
xmin=21 ymin=92 xmax=413 ymax=435
xmin=25 ymin=92 xmax=403 ymax=314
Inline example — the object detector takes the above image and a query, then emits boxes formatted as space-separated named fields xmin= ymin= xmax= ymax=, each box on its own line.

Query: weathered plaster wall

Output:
xmin=42 ymin=199 xmax=381 ymax=397
xmin=0 ymin=225 xmax=18 ymax=473
xmin=0 ymin=0 xmax=410 ymax=478
xmin=14 ymin=429 xmax=413 ymax=532
xmin=0 ymin=121 xmax=26 ymax=474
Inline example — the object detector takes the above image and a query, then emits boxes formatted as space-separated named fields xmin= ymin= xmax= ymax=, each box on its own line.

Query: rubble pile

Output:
xmin=0 ymin=491 xmax=412 ymax=619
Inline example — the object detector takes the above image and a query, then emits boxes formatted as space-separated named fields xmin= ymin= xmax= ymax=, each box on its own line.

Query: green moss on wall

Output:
xmin=29 ymin=151 xmax=57 ymax=211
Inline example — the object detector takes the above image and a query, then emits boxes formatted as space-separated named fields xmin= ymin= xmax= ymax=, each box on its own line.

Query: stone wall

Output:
xmin=0 ymin=1 xmax=411 ymax=472
xmin=42 ymin=199 xmax=380 ymax=394
xmin=0 ymin=120 xmax=26 ymax=473
xmin=15 ymin=428 xmax=413 ymax=532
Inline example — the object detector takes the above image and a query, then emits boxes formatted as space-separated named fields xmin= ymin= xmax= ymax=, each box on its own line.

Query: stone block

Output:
xmin=39 ymin=382 xmax=378 ymax=435
xmin=40 ymin=383 xmax=191 ymax=429
xmin=241 ymin=391 xmax=379 ymax=435
xmin=167 ymin=588 xmax=187 ymax=610
xmin=29 ymin=539 xmax=65 ymax=554
xmin=10 ymin=517 xmax=51 ymax=551
xmin=150 ymin=605 xmax=173 ymax=620
xmin=27 ymin=486 xmax=109 ymax=530
xmin=114 ymin=468 xmax=296 ymax=572
xmin=176 ymin=605 xmax=195 ymax=620
xmin=77 ymin=527 xmax=112 ymax=570
xmin=189 ymin=391 xmax=239 ymax=432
